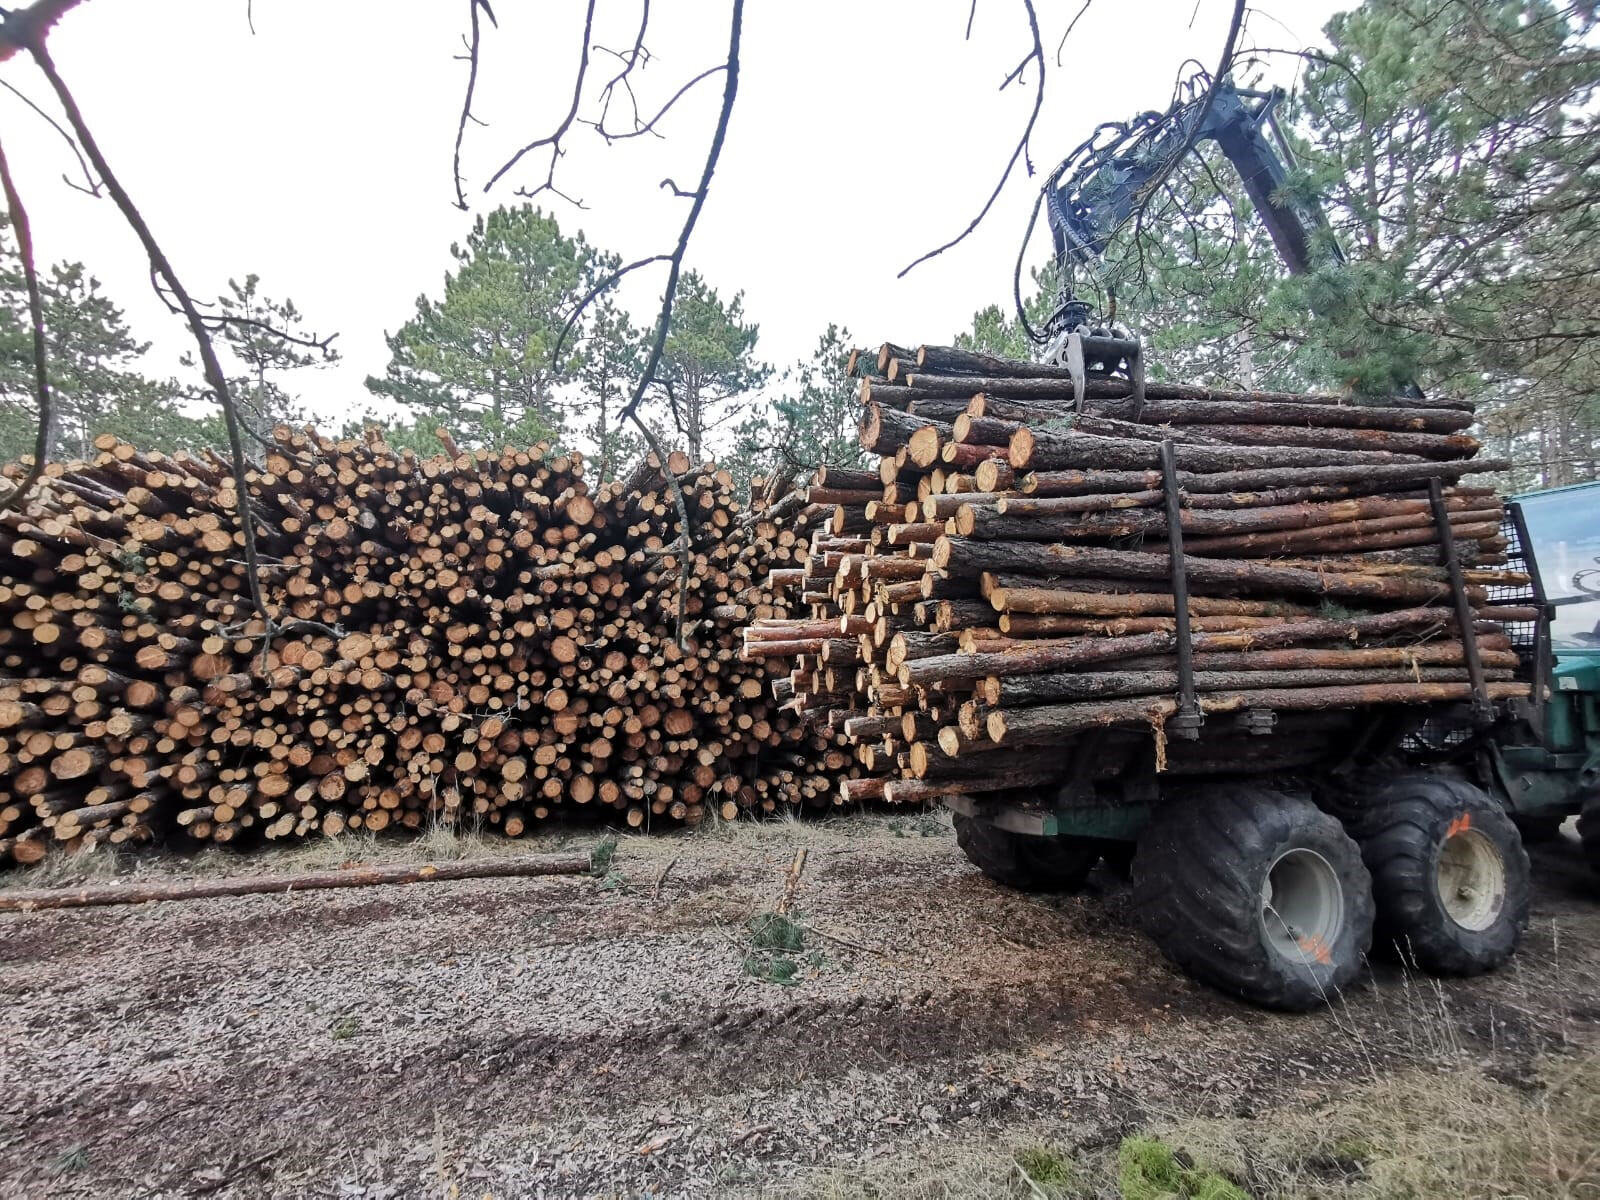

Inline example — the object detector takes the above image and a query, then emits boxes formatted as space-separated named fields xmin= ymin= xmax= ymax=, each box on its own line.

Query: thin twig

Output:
xmin=1055 ymin=0 xmax=1093 ymax=66
xmin=595 ymin=0 xmax=650 ymax=127
xmin=808 ymin=924 xmax=885 ymax=956
xmin=483 ymin=0 xmax=598 ymax=193
xmin=0 ymin=134 xmax=52 ymax=516
xmin=0 ymin=78 xmax=98 ymax=194
xmin=652 ymin=854 xmax=679 ymax=898
xmin=452 ymin=0 xmax=496 ymax=210
xmin=586 ymin=63 xmax=725 ymax=144
xmin=615 ymin=0 xmax=744 ymax=428
xmin=899 ymin=0 xmax=1044 ymax=277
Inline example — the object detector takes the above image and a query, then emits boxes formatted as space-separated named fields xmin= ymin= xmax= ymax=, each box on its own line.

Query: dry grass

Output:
xmin=803 ymin=1041 xmax=1600 ymax=1199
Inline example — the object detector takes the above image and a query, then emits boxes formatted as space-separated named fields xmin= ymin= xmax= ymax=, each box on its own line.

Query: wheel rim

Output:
xmin=1435 ymin=826 xmax=1506 ymax=931
xmin=1259 ymin=848 xmax=1345 ymax=966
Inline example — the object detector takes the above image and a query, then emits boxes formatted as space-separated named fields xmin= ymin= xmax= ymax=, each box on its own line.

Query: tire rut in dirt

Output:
xmin=1354 ymin=773 xmax=1530 ymax=976
xmin=1132 ymin=785 xmax=1374 ymax=1011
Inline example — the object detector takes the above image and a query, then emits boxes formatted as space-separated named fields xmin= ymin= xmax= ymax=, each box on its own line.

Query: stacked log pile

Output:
xmin=746 ymin=342 xmax=1533 ymax=807
xmin=0 ymin=428 xmax=854 ymax=864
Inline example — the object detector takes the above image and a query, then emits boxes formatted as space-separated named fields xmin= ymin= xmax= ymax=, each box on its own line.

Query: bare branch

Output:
xmin=550 ymin=251 xmax=670 ymax=366
xmin=0 ymin=77 xmax=99 ymax=194
xmin=584 ymin=64 xmax=725 ymax=144
xmin=899 ymin=0 xmax=1044 ymax=278
xmin=0 ymin=0 xmax=87 ymax=64
xmin=0 ymin=135 xmax=52 ymax=516
xmin=1055 ymin=0 xmax=1092 ymax=66
xmin=483 ymin=0 xmax=598 ymax=193
xmin=616 ymin=0 xmax=745 ymax=428
xmin=594 ymin=0 xmax=650 ymax=128
xmin=148 ymin=270 xmax=340 ymax=355
xmin=451 ymin=0 xmax=496 ymax=209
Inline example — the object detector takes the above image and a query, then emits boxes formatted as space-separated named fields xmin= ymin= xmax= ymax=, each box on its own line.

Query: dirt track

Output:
xmin=0 ymin=815 xmax=1596 ymax=1198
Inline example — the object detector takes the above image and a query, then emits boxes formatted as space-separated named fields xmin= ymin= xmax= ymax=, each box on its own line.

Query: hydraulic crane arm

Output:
xmin=1034 ymin=75 xmax=1423 ymax=399
xmin=1041 ymin=79 xmax=1336 ymax=340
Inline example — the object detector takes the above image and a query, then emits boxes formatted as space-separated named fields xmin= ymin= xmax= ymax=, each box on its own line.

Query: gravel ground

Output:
xmin=0 ymin=813 xmax=1595 ymax=1198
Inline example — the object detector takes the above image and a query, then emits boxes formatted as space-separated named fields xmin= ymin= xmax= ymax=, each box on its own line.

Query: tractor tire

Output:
xmin=952 ymin=812 xmax=1098 ymax=892
xmin=1579 ymin=791 xmax=1600 ymax=875
xmin=1132 ymin=785 xmax=1373 ymax=1011
xmin=1355 ymin=774 xmax=1529 ymax=976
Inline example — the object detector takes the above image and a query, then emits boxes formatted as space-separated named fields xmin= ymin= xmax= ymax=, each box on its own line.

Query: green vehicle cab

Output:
xmin=1493 ymin=481 xmax=1600 ymax=849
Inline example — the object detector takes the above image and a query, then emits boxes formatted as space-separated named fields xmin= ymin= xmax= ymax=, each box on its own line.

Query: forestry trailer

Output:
xmin=943 ymin=79 xmax=1600 ymax=1010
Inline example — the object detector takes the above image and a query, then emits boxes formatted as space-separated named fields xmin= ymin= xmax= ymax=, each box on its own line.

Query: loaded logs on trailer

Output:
xmin=748 ymin=342 xmax=1531 ymax=808
xmin=0 ymin=429 xmax=858 ymax=865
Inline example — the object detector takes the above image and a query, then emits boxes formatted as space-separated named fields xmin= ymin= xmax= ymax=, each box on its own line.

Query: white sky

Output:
xmin=8 ymin=0 xmax=1352 ymax=447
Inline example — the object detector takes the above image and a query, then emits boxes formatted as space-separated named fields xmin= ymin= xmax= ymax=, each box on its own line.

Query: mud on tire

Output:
xmin=1355 ymin=773 xmax=1530 ymax=976
xmin=1132 ymin=785 xmax=1374 ymax=1011
xmin=953 ymin=812 xmax=1098 ymax=892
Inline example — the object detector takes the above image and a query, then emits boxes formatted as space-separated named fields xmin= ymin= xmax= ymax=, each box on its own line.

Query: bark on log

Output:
xmin=1009 ymin=427 xmax=1415 ymax=472
xmin=902 ymin=605 xmax=1470 ymax=685
xmin=980 ymin=665 xmax=1511 ymax=707
xmin=986 ymin=682 xmax=1528 ymax=746
xmin=0 ymin=854 xmax=593 ymax=910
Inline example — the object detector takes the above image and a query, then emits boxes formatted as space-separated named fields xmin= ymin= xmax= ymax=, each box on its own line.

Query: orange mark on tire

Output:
xmin=1296 ymin=934 xmax=1333 ymax=965
xmin=1445 ymin=812 xmax=1473 ymax=838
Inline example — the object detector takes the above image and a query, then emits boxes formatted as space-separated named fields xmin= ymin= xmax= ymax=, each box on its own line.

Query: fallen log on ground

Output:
xmin=0 ymin=853 xmax=594 ymax=911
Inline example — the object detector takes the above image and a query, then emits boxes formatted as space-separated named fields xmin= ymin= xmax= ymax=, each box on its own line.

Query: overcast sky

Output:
xmin=10 ymin=0 xmax=1351 ymax=448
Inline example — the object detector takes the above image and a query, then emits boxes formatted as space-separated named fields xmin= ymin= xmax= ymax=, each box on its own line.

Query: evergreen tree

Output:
xmin=192 ymin=274 xmax=338 ymax=445
xmin=1083 ymin=0 xmax=1600 ymax=485
xmin=954 ymin=266 xmax=1059 ymax=361
xmin=650 ymin=271 xmax=768 ymax=460
xmin=576 ymin=281 xmax=646 ymax=484
xmin=366 ymin=205 xmax=598 ymax=447
xmin=0 ymin=227 xmax=210 ymax=463
xmin=730 ymin=324 xmax=865 ymax=495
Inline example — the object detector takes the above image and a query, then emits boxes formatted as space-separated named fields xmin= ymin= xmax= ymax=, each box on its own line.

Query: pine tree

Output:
xmin=0 ymin=226 xmax=209 ymax=464
xmin=650 ymin=271 xmax=768 ymax=460
xmin=365 ymin=205 xmax=599 ymax=447
xmin=576 ymin=282 xmax=646 ymax=484
xmin=194 ymin=274 xmax=337 ymax=445
xmin=1078 ymin=0 xmax=1600 ymax=485
xmin=730 ymin=324 xmax=864 ymax=495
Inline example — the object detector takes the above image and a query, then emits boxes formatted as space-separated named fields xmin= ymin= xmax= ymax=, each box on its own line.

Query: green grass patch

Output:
xmin=1118 ymin=1135 xmax=1246 ymax=1200
xmin=1014 ymin=1144 xmax=1075 ymax=1189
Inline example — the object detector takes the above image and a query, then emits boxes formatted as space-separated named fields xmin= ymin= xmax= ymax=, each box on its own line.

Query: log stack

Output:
xmin=0 ymin=428 xmax=855 ymax=865
xmin=747 ymin=342 xmax=1534 ymax=808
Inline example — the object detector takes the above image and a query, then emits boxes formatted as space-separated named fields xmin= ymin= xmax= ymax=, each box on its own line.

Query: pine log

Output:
xmin=901 ymin=605 xmax=1471 ymax=685
xmin=931 ymin=538 xmax=1472 ymax=605
xmin=985 ymin=682 xmax=1529 ymax=746
xmin=0 ymin=854 xmax=593 ymax=910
